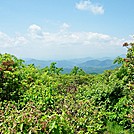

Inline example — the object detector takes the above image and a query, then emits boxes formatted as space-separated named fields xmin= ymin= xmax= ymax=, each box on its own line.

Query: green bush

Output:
xmin=0 ymin=41 xmax=133 ymax=133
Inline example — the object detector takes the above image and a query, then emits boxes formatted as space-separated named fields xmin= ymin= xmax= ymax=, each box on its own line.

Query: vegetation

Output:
xmin=0 ymin=42 xmax=134 ymax=133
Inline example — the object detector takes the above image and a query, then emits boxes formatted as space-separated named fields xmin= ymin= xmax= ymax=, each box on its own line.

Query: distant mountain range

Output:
xmin=24 ymin=55 xmax=125 ymax=74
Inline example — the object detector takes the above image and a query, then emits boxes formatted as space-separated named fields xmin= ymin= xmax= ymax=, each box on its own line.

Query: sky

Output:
xmin=0 ymin=0 xmax=134 ymax=60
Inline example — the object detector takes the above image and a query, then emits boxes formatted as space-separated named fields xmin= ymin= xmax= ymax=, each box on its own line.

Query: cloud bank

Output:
xmin=0 ymin=23 xmax=128 ymax=59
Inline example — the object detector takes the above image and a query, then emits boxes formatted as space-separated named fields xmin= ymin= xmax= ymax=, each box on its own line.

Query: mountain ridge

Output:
xmin=24 ymin=56 xmax=121 ymax=74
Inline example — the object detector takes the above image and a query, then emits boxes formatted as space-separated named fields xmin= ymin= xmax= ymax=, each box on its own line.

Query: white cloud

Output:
xmin=0 ymin=32 xmax=12 ymax=48
xmin=60 ymin=23 xmax=70 ymax=32
xmin=75 ymin=0 xmax=104 ymax=15
xmin=129 ymin=34 xmax=134 ymax=39
xmin=0 ymin=32 xmax=27 ymax=48
xmin=14 ymin=36 xmax=28 ymax=45
xmin=28 ymin=24 xmax=41 ymax=32
xmin=28 ymin=24 xmax=43 ymax=39
xmin=0 ymin=24 xmax=129 ymax=59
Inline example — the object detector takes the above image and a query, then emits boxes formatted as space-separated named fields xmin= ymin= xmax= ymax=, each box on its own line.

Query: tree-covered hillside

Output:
xmin=25 ymin=58 xmax=119 ymax=74
xmin=0 ymin=42 xmax=134 ymax=133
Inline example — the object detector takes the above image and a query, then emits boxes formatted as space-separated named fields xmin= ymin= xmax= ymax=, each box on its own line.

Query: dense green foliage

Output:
xmin=0 ymin=42 xmax=134 ymax=133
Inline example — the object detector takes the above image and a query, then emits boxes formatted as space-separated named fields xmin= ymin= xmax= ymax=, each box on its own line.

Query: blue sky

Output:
xmin=0 ymin=0 xmax=134 ymax=60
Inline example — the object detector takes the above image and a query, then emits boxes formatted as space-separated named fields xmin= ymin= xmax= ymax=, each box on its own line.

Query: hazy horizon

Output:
xmin=21 ymin=53 xmax=126 ymax=61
